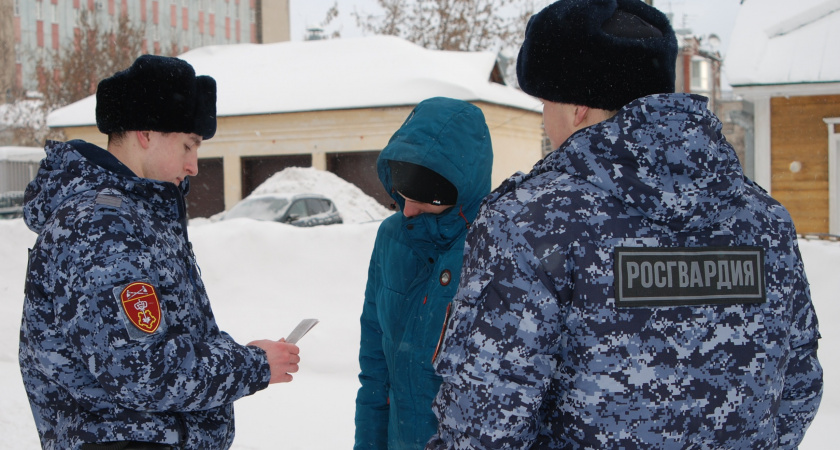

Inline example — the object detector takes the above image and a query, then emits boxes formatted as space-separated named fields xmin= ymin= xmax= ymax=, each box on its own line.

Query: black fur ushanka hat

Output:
xmin=517 ymin=0 xmax=677 ymax=111
xmin=96 ymin=54 xmax=217 ymax=139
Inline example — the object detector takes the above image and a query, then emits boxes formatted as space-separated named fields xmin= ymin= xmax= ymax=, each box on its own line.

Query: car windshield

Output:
xmin=225 ymin=196 xmax=290 ymax=221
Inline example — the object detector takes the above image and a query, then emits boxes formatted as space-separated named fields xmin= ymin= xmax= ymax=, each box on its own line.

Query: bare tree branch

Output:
xmin=2 ymin=10 xmax=176 ymax=146
xmin=353 ymin=0 xmax=539 ymax=54
xmin=1 ymin=0 xmax=16 ymax=103
xmin=36 ymin=10 xmax=151 ymax=112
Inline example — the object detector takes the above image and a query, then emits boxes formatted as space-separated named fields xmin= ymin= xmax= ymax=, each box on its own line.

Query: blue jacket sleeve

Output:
xmin=776 ymin=241 xmax=823 ymax=449
xmin=57 ymin=207 xmax=271 ymax=412
xmin=355 ymin=235 xmax=390 ymax=449
xmin=429 ymin=206 xmax=563 ymax=449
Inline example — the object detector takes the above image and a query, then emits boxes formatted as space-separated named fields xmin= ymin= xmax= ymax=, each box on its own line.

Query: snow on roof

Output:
xmin=0 ymin=146 xmax=45 ymax=163
xmin=725 ymin=0 xmax=840 ymax=86
xmin=48 ymin=35 xmax=541 ymax=128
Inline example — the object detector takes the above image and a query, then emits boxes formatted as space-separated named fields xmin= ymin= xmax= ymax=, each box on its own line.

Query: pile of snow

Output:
xmin=247 ymin=166 xmax=393 ymax=224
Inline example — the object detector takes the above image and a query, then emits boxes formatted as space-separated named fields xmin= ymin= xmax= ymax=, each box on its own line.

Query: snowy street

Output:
xmin=1 ymin=210 xmax=837 ymax=448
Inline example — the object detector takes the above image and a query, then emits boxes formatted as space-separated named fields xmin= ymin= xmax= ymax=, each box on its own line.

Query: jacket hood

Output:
xmin=24 ymin=140 xmax=185 ymax=233
xmin=532 ymin=93 xmax=746 ymax=232
xmin=377 ymin=97 xmax=493 ymax=231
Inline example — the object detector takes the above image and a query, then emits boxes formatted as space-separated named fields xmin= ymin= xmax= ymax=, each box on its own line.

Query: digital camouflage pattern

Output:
xmin=428 ymin=94 xmax=823 ymax=449
xmin=20 ymin=140 xmax=271 ymax=449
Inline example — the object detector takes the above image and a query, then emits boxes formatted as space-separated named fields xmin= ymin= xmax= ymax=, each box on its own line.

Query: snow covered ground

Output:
xmin=0 ymin=180 xmax=837 ymax=448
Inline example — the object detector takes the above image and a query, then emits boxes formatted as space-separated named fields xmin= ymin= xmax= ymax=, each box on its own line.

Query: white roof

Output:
xmin=48 ymin=35 xmax=540 ymax=128
xmin=725 ymin=0 xmax=840 ymax=86
xmin=0 ymin=146 xmax=45 ymax=163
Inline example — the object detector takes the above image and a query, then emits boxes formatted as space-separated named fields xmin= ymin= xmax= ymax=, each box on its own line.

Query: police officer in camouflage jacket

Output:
xmin=427 ymin=1 xmax=823 ymax=449
xmin=19 ymin=55 xmax=301 ymax=450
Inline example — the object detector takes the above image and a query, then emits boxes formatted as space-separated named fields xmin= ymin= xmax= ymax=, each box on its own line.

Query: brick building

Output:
xmin=2 ymin=0 xmax=290 ymax=95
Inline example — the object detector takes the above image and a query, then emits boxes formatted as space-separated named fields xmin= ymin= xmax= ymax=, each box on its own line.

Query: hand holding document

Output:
xmin=285 ymin=318 xmax=319 ymax=344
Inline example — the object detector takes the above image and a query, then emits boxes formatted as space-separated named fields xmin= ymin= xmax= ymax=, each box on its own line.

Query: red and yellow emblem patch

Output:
xmin=119 ymin=281 xmax=162 ymax=334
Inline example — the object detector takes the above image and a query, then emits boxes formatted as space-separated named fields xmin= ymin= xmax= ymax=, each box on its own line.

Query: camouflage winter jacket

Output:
xmin=19 ymin=140 xmax=270 ymax=450
xmin=428 ymin=94 xmax=823 ymax=449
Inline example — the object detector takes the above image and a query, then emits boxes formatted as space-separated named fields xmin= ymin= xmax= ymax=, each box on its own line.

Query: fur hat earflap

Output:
xmin=96 ymin=55 xmax=217 ymax=139
xmin=517 ymin=0 xmax=677 ymax=111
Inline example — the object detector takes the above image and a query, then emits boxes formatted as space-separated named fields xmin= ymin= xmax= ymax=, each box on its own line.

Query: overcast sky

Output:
xmin=288 ymin=0 xmax=743 ymax=54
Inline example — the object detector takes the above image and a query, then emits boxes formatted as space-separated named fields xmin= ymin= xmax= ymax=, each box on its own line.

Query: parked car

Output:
xmin=223 ymin=193 xmax=343 ymax=227
xmin=0 ymin=191 xmax=25 ymax=219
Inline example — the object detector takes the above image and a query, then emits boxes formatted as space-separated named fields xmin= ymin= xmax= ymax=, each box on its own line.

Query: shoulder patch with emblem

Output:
xmin=115 ymin=281 xmax=164 ymax=335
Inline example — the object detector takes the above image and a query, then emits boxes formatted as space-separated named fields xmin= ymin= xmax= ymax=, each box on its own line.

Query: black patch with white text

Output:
xmin=614 ymin=247 xmax=765 ymax=307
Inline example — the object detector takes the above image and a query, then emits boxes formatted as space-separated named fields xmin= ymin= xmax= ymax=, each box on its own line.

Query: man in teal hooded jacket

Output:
xmin=354 ymin=97 xmax=493 ymax=449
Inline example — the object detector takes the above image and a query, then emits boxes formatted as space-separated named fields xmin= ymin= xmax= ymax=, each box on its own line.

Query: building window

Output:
xmin=36 ymin=1 xmax=43 ymax=20
xmin=36 ymin=20 xmax=44 ymax=47
xmin=51 ymin=4 xmax=58 ymax=23
xmin=690 ymin=59 xmax=709 ymax=92
xmin=52 ymin=23 xmax=59 ymax=49
xmin=14 ymin=0 xmax=21 ymax=16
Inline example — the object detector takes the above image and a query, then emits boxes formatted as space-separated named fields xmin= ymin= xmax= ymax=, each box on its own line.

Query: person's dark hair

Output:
xmin=389 ymin=160 xmax=458 ymax=206
xmin=107 ymin=131 xmax=129 ymax=146
xmin=517 ymin=0 xmax=677 ymax=111
xmin=107 ymin=130 xmax=172 ymax=147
